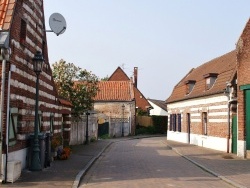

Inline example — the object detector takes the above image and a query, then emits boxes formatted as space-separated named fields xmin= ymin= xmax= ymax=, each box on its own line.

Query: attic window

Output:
xmin=203 ymin=73 xmax=218 ymax=90
xmin=185 ymin=80 xmax=196 ymax=94
xmin=20 ymin=19 xmax=27 ymax=45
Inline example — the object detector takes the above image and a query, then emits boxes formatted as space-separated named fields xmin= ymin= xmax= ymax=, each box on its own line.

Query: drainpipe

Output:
xmin=226 ymin=82 xmax=237 ymax=153
xmin=0 ymin=48 xmax=10 ymax=182
xmin=226 ymin=82 xmax=231 ymax=153
xmin=227 ymin=102 xmax=230 ymax=153
xmin=4 ymin=64 xmax=15 ymax=183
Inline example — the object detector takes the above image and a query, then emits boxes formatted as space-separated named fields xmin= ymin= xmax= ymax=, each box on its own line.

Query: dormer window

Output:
xmin=185 ymin=80 xmax=196 ymax=94
xmin=203 ymin=73 xmax=218 ymax=90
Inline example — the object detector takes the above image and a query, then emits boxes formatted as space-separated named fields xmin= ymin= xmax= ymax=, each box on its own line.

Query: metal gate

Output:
xmin=98 ymin=122 xmax=109 ymax=137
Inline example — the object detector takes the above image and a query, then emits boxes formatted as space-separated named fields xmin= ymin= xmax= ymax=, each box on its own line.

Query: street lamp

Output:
xmin=85 ymin=111 xmax=90 ymax=145
xmin=30 ymin=51 xmax=44 ymax=171
xmin=122 ymin=104 xmax=125 ymax=137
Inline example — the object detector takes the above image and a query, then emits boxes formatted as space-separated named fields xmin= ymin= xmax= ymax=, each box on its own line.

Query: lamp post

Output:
xmin=85 ymin=111 xmax=90 ymax=145
xmin=30 ymin=51 xmax=44 ymax=171
xmin=122 ymin=104 xmax=125 ymax=137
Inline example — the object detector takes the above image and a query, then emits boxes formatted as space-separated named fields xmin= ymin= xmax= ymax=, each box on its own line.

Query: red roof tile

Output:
xmin=108 ymin=67 xmax=131 ymax=81
xmin=58 ymin=98 xmax=73 ymax=107
xmin=108 ymin=67 xmax=152 ymax=110
xmin=166 ymin=50 xmax=237 ymax=103
xmin=0 ymin=0 xmax=16 ymax=30
xmin=94 ymin=81 xmax=134 ymax=101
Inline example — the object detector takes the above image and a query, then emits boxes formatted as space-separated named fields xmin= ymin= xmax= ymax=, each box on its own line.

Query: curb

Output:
xmin=72 ymin=141 xmax=113 ymax=188
xmin=162 ymin=141 xmax=247 ymax=188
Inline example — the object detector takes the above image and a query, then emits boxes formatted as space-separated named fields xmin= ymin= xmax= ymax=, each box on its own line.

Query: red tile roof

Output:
xmin=166 ymin=50 xmax=237 ymax=103
xmin=58 ymin=98 xmax=73 ymax=107
xmin=108 ymin=66 xmax=152 ymax=110
xmin=0 ymin=0 xmax=16 ymax=30
xmin=94 ymin=81 xmax=134 ymax=101
xmin=108 ymin=67 xmax=131 ymax=81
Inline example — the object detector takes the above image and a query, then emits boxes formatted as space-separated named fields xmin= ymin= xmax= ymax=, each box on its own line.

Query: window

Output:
xmin=9 ymin=108 xmax=19 ymax=146
xmin=169 ymin=114 xmax=173 ymax=131
xmin=177 ymin=114 xmax=181 ymax=132
xmin=203 ymin=73 xmax=218 ymax=90
xmin=50 ymin=113 xmax=54 ymax=134
xmin=20 ymin=19 xmax=27 ymax=44
xmin=185 ymin=80 xmax=196 ymax=94
xmin=173 ymin=114 xmax=177 ymax=131
xmin=202 ymin=112 xmax=208 ymax=135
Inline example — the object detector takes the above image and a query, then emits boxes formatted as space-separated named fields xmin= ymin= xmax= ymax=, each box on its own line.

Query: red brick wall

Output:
xmin=0 ymin=0 xmax=71 ymax=154
xmin=237 ymin=19 xmax=250 ymax=141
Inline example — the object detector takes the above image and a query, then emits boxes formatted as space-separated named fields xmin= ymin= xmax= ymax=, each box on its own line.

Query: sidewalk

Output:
xmin=1 ymin=139 xmax=112 ymax=188
xmin=2 ymin=136 xmax=250 ymax=188
xmin=164 ymin=140 xmax=250 ymax=188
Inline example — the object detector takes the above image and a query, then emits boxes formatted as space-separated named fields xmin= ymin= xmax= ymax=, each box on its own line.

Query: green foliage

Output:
xmin=90 ymin=137 xmax=97 ymax=142
xmin=135 ymin=115 xmax=168 ymax=135
xmin=100 ymin=134 xmax=110 ymax=139
xmin=52 ymin=59 xmax=99 ymax=117
xmin=151 ymin=115 xmax=168 ymax=134
xmin=136 ymin=108 xmax=148 ymax=116
xmin=135 ymin=126 xmax=157 ymax=135
xmin=100 ymin=75 xmax=109 ymax=81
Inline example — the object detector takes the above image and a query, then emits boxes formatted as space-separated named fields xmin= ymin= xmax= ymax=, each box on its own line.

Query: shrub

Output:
xmin=100 ymin=134 xmax=110 ymax=139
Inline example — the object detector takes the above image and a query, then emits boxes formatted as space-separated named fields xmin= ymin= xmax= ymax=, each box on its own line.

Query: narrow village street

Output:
xmin=79 ymin=137 xmax=234 ymax=188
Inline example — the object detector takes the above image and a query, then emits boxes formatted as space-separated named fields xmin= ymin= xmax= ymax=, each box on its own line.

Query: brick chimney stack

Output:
xmin=134 ymin=67 xmax=138 ymax=88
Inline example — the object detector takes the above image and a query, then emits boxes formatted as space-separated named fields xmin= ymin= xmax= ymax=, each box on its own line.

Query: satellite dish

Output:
xmin=49 ymin=13 xmax=66 ymax=36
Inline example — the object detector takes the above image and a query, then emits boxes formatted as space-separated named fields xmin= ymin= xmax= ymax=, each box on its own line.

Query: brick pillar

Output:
xmin=236 ymin=19 xmax=250 ymax=157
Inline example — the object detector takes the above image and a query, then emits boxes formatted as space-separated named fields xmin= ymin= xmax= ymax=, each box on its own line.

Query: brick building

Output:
xmin=166 ymin=50 xmax=237 ymax=153
xmin=108 ymin=67 xmax=152 ymax=113
xmin=166 ymin=18 xmax=250 ymax=158
xmin=94 ymin=81 xmax=136 ymax=137
xmin=0 ymin=0 xmax=71 ymax=181
xmin=237 ymin=19 xmax=250 ymax=158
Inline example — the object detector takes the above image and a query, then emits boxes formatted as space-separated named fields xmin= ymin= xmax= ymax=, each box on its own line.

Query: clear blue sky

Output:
xmin=44 ymin=0 xmax=250 ymax=100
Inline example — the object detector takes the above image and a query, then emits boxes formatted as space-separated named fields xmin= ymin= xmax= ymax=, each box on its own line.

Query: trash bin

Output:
xmin=28 ymin=133 xmax=46 ymax=169
xmin=45 ymin=133 xmax=51 ymax=167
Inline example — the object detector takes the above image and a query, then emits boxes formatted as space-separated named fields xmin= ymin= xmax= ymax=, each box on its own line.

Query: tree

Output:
xmin=100 ymin=75 xmax=109 ymax=81
xmin=52 ymin=59 xmax=99 ymax=116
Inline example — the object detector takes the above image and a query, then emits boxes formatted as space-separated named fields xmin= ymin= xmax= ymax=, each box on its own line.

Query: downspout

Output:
xmin=4 ymin=64 xmax=15 ymax=183
xmin=227 ymin=102 xmax=231 ymax=153
xmin=226 ymin=82 xmax=237 ymax=153
xmin=0 ymin=48 xmax=10 ymax=182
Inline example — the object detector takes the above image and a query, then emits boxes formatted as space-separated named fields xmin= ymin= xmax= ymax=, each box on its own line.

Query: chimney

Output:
xmin=134 ymin=67 xmax=138 ymax=88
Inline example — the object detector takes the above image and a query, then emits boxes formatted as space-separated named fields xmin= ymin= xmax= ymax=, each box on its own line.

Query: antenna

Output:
xmin=46 ymin=13 xmax=67 ymax=36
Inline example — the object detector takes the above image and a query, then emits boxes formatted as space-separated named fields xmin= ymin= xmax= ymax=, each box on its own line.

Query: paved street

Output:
xmin=79 ymin=137 xmax=234 ymax=188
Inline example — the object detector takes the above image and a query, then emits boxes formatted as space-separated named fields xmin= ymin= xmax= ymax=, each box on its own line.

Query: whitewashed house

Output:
xmin=148 ymin=99 xmax=168 ymax=116
xmin=166 ymin=50 xmax=237 ymax=153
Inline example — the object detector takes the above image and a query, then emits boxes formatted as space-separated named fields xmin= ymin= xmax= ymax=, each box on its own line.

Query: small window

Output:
xmin=169 ymin=114 xmax=173 ymax=131
xmin=50 ymin=113 xmax=54 ymax=134
xmin=177 ymin=114 xmax=181 ymax=132
xmin=20 ymin=19 xmax=27 ymax=44
xmin=202 ymin=112 xmax=207 ymax=135
xmin=173 ymin=114 xmax=177 ymax=132
xmin=9 ymin=108 xmax=19 ymax=146
xmin=185 ymin=80 xmax=196 ymax=94
xmin=203 ymin=73 xmax=218 ymax=90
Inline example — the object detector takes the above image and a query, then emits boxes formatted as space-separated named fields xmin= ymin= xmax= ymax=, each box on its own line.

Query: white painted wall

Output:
xmin=167 ymin=131 xmax=229 ymax=152
xmin=167 ymin=94 xmax=231 ymax=153
xmin=148 ymin=101 xmax=168 ymax=116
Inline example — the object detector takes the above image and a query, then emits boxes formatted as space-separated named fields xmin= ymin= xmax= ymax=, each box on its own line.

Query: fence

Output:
xmin=70 ymin=115 xmax=98 ymax=145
